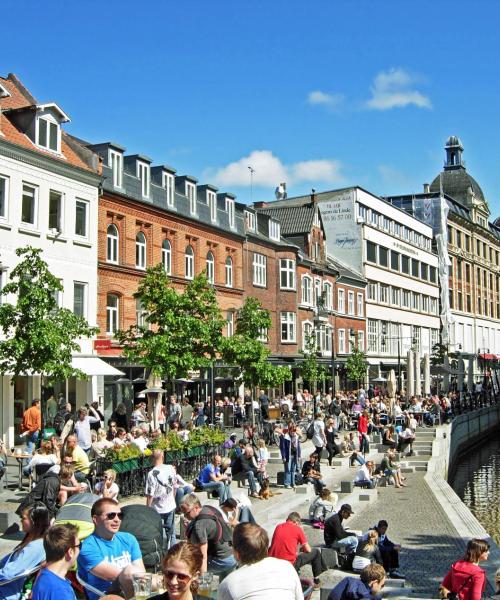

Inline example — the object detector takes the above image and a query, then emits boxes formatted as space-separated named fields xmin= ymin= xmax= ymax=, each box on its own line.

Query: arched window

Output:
xmin=106 ymin=294 xmax=119 ymax=334
xmin=185 ymin=245 xmax=194 ymax=279
xmin=136 ymin=232 xmax=146 ymax=269
xmin=162 ymin=239 xmax=172 ymax=275
xmin=206 ymin=251 xmax=215 ymax=284
xmin=106 ymin=224 xmax=119 ymax=263
xmin=225 ymin=256 xmax=233 ymax=288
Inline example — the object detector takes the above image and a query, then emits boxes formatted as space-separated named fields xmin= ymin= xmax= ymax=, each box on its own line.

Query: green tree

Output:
xmin=221 ymin=297 xmax=291 ymax=420
xmin=346 ymin=347 xmax=368 ymax=387
xmin=430 ymin=342 xmax=448 ymax=366
xmin=0 ymin=246 xmax=99 ymax=434
xmin=299 ymin=332 xmax=326 ymax=394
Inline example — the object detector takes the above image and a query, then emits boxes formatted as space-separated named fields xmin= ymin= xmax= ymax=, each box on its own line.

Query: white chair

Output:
xmin=76 ymin=571 xmax=105 ymax=598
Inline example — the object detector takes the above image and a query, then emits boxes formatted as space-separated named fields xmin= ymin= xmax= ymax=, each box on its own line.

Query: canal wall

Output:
xmin=425 ymin=403 xmax=500 ymax=591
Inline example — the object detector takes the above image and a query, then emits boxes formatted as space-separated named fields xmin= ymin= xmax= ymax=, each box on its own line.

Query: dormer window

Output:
xmin=226 ymin=199 xmax=235 ymax=228
xmin=269 ymin=219 xmax=280 ymax=241
xmin=109 ymin=150 xmax=123 ymax=188
xmin=185 ymin=182 xmax=197 ymax=214
xmin=137 ymin=162 xmax=150 ymax=198
xmin=245 ymin=211 xmax=255 ymax=231
xmin=37 ymin=116 xmax=59 ymax=153
xmin=163 ymin=173 xmax=175 ymax=207
xmin=208 ymin=191 xmax=217 ymax=222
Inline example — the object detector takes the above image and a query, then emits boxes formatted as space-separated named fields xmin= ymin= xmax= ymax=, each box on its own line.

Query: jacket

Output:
xmin=324 ymin=513 xmax=351 ymax=546
xmin=16 ymin=472 xmax=60 ymax=518
xmin=441 ymin=560 xmax=486 ymax=600
xmin=279 ymin=433 xmax=301 ymax=462
xmin=328 ymin=576 xmax=380 ymax=600
xmin=22 ymin=406 xmax=41 ymax=433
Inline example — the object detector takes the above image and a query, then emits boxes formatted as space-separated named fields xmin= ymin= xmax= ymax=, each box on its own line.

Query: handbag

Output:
xmin=442 ymin=574 xmax=473 ymax=600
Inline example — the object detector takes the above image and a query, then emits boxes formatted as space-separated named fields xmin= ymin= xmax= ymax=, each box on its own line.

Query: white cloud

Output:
xmin=366 ymin=68 xmax=432 ymax=110
xmin=206 ymin=150 xmax=344 ymax=188
xmin=307 ymin=90 xmax=344 ymax=109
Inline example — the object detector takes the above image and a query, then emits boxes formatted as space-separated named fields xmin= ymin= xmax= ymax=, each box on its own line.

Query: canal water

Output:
xmin=450 ymin=434 xmax=500 ymax=545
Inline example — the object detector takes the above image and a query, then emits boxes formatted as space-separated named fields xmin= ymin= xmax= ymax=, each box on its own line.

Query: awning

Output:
xmin=71 ymin=357 xmax=124 ymax=377
xmin=478 ymin=353 xmax=497 ymax=361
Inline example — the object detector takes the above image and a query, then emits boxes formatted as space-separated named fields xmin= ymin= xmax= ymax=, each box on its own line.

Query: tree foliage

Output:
xmin=346 ymin=347 xmax=368 ymax=386
xmin=430 ymin=342 xmax=448 ymax=366
xmin=0 ymin=246 xmax=98 ymax=383
xmin=116 ymin=264 xmax=225 ymax=379
xmin=220 ymin=297 xmax=291 ymax=390
xmin=298 ymin=332 xmax=325 ymax=392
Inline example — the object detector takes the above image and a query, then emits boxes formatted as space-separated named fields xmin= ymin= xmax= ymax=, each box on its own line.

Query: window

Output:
xmin=225 ymin=256 xmax=233 ymax=287
xmin=379 ymin=247 xmax=388 ymax=268
xmin=73 ymin=282 xmax=86 ymax=318
xmin=162 ymin=239 xmax=172 ymax=274
xmin=338 ymin=329 xmax=346 ymax=353
xmin=391 ymin=287 xmax=400 ymax=306
xmin=379 ymin=284 xmax=389 ymax=304
xmin=402 ymin=290 xmax=410 ymax=308
xmin=430 ymin=266 xmax=437 ymax=283
xmin=368 ymin=320 xmax=378 ymax=353
xmin=302 ymin=276 xmax=313 ymax=305
xmin=456 ymin=231 xmax=462 ymax=248
xmin=357 ymin=204 xmax=367 ymax=221
xmin=226 ymin=311 xmax=234 ymax=337
xmin=421 ymin=263 xmax=429 ymax=281
xmin=136 ymin=232 xmax=146 ymax=269
xmin=323 ymin=282 xmax=333 ymax=310
xmin=401 ymin=255 xmax=410 ymax=274
xmin=357 ymin=293 xmax=364 ymax=316
xmin=394 ymin=222 xmax=401 ymax=237
xmin=422 ymin=296 xmax=429 ymax=313
xmin=382 ymin=216 xmax=390 ymax=231
xmin=37 ymin=117 xmax=59 ymax=152
xmin=412 ymin=292 xmax=420 ymax=311
xmin=280 ymin=312 xmax=296 ymax=342
xmin=315 ymin=279 xmax=322 ymax=305
xmin=245 ymin=211 xmax=255 ymax=231
xmin=185 ymin=245 xmax=194 ymax=279
xmin=338 ymin=288 xmax=345 ymax=313
xmin=186 ymin=182 xmax=197 ymax=214
xmin=466 ymin=295 xmax=471 ymax=312
xmin=370 ymin=210 xmax=379 ymax=226
xmin=110 ymin=151 xmax=123 ymax=188
xmin=348 ymin=290 xmax=355 ymax=314
xmin=391 ymin=251 xmax=400 ymax=271
xmin=366 ymin=241 xmax=377 ymax=263
xmin=163 ymin=173 xmax=174 ymax=207
xmin=367 ymin=282 xmax=377 ymax=301
xmin=226 ymin=199 xmax=235 ymax=228
xmin=21 ymin=184 xmax=37 ymax=226
xmin=465 ymin=235 xmax=471 ymax=252
xmin=136 ymin=298 xmax=147 ymax=327
xmin=280 ymin=259 xmax=295 ymax=290
xmin=358 ymin=331 xmax=365 ymax=352
xmin=106 ymin=294 xmax=119 ymax=334
xmin=252 ymin=253 xmax=267 ymax=287
xmin=269 ymin=220 xmax=280 ymax=241
xmin=302 ymin=321 xmax=313 ymax=351
xmin=137 ymin=162 xmax=150 ymax=198
xmin=107 ymin=224 xmax=119 ymax=263
xmin=430 ymin=297 xmax=438 ymax=315
xmin=208 ymin=191 xmax=217 ymax=222
xmin=0 ymin=175 xmax=8 ymax=219
xmin=48 ymin=190 xmax=63 ymax=232
xmin=75 ymin=199 xmax=88 ymax=237
xmin=411 ymin=259 xmax=419 ymax=278
xmin=206 ymin=252 xmax=215 ymax=284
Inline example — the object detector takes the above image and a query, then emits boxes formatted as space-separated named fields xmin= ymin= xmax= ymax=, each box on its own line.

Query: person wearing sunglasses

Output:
xmin=77 ymin=498 xmax=145 ymax=600
xmin=32 ymin=523 xmax=80 ymax=600
xmin=149 ymin=542 xmax=202 ymax=600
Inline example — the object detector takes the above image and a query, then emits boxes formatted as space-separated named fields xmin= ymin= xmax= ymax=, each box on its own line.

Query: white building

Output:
xmin=317 ymin=187 xmax=441 ymax=383
xmin=0 ymin=73 xmax=119 ymax=446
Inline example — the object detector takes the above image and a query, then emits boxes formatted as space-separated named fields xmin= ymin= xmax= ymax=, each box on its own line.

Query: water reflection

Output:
xmin=450 ymin=436 xmax=500 ymax=545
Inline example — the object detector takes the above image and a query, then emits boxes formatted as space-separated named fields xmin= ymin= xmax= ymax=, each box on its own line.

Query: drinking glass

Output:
xmin=132 ymin=572 xmax=153 ymax=600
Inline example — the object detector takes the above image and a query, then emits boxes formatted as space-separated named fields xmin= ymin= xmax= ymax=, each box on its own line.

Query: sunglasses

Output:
xmin=72 ymin=543 xmax=81 ymax=549
xmin=102 ymin=511 xmax=123 ymax=520
xmin=164 ymin=570 xmax=191 ymax=584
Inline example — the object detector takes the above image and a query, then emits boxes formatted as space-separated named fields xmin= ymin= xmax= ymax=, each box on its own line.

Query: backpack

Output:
xmin=328 ymin=403 xmax=341 ymax=417
xmin=120 ymin=505 xmax=163 ymax=569
xmin=306 ymin=422 xmax=315 ymax=440
xmin=187 ymin=506 xmax=233 ymax=546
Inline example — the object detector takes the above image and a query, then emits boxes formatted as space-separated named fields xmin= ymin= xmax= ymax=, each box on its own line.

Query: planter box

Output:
xmin=112 ymin=458 xmax=140 ymax=473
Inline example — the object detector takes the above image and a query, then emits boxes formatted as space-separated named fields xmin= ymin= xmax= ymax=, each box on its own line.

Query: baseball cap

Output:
xmin=341 ymin=503 xmax=354 ymax=514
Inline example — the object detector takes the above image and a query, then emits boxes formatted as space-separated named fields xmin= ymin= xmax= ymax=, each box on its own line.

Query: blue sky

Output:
xmin=4 ymin=0 xmax=500 ymax=212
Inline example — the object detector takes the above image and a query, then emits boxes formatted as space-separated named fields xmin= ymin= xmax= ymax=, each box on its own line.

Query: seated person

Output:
xmin=112 ymin=428 xmax=128 ymax=447
xmin=78 ymin=498 xmax=146 ymax=600
xmin=301 ymin=453 xmax=326 ymax=495
xmin=397 ymin=427 xmax=415 ymax=456
xmin=324 ymin=504 xmax=358 ymax=554
xmin=231 ymin=446 xmax=261 ymax=498
xmin=382 ymin=426 xmax=397 ymax=449
xmin=219 ymin=497 xmax=256 ymax=526
xmin=327 ymin=563 xmax=387 ymax=600
xmin=341 ymin=433 xmax=365 ymax=466
xmin=309 ymin=488 xmax=337 ymax=526
xmin=354 ymin=460 xmax=378 ymax=489
xmin=352 ymin=530 xmax=383 ymax=572
xmin=95 ymin=469 xmax=120 ymax=500
xmin=373 ymin=520 xmax=404 ymax=579
xmin=129 ymin=428 xmax=149 ymax=453
xmin=23 ymin=439 xmax=59 ymax=478
xmin=196 ymin=455 xmax=232 ymax=503
xmin=63 ymin=435 xmax=90 ymax=482
xmin=91 ymin=429 xmax=113 ymax=458
xmin=58 ymin=460 xmax=87 ymax=506
xmin=380 ymin=449 xmax=406 ymax=488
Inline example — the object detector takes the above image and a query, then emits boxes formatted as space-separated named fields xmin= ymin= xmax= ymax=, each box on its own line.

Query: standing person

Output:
xmin=22 ymin=399 xmax=41 ymax=455
xmin=88 ymin=402 xmax=104 ymax=432
xmin=328 ymin=563 xmax=387 ymax=600
xmin=218 ymin=523 xmax=303 ymax=600
xmin=74 ymin=408 xmax=100 ymax=453
xmin=145 ymin=449 xmax=178 ymax=550
xmin=168 ymin=397 xmax=182 ymax=428
xmin=440 ymin=539 xmax=489 ymax=600
xmin=279 ymin=422 xmax=301 ymax=490
xmin=268 ymin=512 xmax=326 ymax=591
xmin=0 ymin=503 xmax=50 ymax=600
xmin=53 ymin=403 xmax=73 ymax=437
xmin=110 ymin=403 xmax=128 ymax=431
xmin=258 ymin=390 xmax=269 ymax=421
xmin=312 ymin=412 xmax=327 ymax=462
xmin=31 ymin=524 xmax=80 ymax=600
xmin=180 ymin=398 xmax=194 ymax=427
xmin=325 ymin=417 xmax=340 ymax=466
xmin=45 ymin=395 xmax=58 ymax=428
xmin=149 ymin=541 xmax=202 ymax=600
xmin=358 ymin=409 xmax=370 ymax=456
xmin=77 ymin=498 xmax=145 ymax=600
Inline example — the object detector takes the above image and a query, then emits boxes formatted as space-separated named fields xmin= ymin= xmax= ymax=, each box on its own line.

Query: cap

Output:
xmin=340 ymin=503 xmax=354 ymax=514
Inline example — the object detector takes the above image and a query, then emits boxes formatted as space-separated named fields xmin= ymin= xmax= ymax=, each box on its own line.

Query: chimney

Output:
xmin=423 ymin=183 xmax=430 ymax=194
xmin=310 ymin=188 xmax=316 ymax=203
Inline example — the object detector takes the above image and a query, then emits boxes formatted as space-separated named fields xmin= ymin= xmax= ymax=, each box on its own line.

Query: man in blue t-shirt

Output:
xmin=77 ymin=498 xmax=145 ymax=600
xmin=32 ymin=523 xmax=80 ymax=600
xmin=197 ymin=455 xmax=232 ymax=503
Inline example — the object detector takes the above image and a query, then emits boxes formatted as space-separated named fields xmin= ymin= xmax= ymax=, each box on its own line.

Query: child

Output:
xmin=308 ymin=488 xmax=337 ymax=528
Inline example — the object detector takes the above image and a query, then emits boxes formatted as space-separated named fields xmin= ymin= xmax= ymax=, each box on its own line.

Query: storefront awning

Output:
xmin=72 ymin=357 xmax=124 ymax=376
xmin=478 ymin=353 xmax=497 ymax=361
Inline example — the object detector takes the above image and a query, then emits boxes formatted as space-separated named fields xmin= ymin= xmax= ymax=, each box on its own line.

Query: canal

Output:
xmin=450 ymin=432 xmax=500 ymax=545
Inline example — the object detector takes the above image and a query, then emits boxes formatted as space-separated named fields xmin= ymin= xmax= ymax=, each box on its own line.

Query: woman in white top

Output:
xmin=312 ymin=412 xmax=327 ymax=462
xmin=95 ymin=469 xmax=119 ymax=499
xmin=91 ymin=428 xmax=113 ymax=458
xmin=257 ymin=439 xmax=269 ymax=480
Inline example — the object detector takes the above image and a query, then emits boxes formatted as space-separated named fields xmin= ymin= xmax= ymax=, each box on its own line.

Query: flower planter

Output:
xmin=112 ymin=458 xmax=139 ymax=473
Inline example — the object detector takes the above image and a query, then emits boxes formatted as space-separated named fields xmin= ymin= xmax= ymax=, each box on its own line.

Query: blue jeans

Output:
xmin=26 ymin=431 xmax=39 ymax=455
xmin=200 ymin=481 xmax=232 ymax=503
xmin=175 ymin=485 xmax=194 ymax=508
xmin=246 ymin=470 xmax=258 ymax=494
xmin=284 ymin=455 xmax=298 ymax=487
xmin=337 ymin=535 xmax=358 ymax=553
xmin=208 ymin=554 xmax=237 ymax=580
xmin=238 ymin=506 xmax=256 ymax=524
xmin=161 ymin=510 xmax=176 ymax=550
